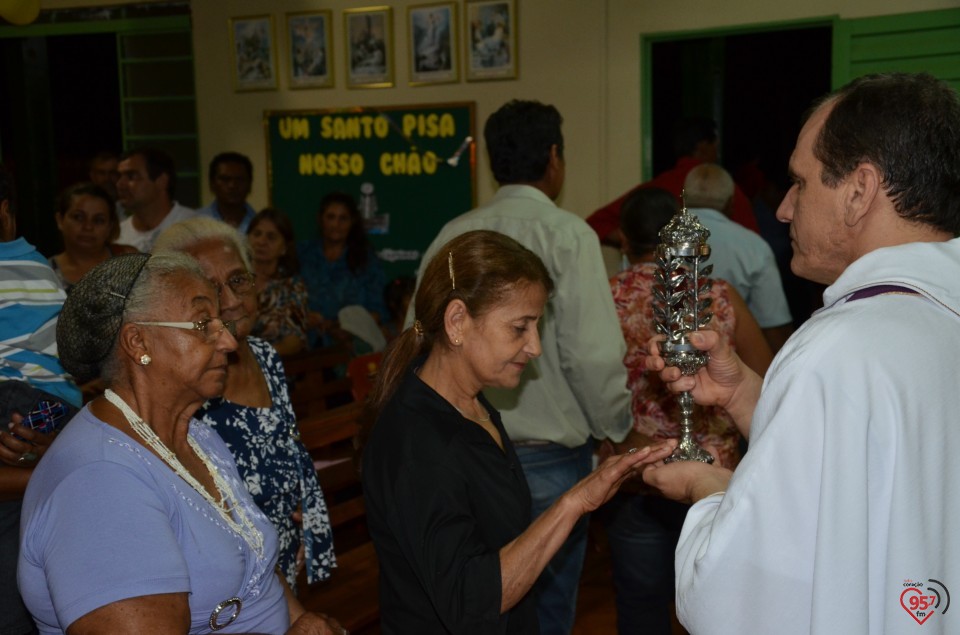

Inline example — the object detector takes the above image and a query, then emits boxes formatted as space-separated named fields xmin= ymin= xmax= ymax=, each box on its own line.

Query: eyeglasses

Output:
xmin=212 ymin=272 xmax=255 ymax=297
xmin=134 ymin=317 xmax=237 ymax=344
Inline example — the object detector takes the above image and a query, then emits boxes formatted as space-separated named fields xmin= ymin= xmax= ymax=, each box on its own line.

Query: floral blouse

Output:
xmin=251 ymin=275 xmax=310 ymax=351
xmin=196 ymin=337 xmax=335 ymax=588
xmin=609 ymin=263 xmax=742 ymax=469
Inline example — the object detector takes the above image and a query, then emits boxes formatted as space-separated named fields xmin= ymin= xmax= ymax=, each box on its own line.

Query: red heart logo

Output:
xmin=901 ymin=588 xmax=936 ymax=625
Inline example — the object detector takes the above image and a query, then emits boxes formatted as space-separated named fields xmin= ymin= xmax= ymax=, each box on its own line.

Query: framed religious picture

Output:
xmin=229 ymin=15 xmax=278 ymax=91
xmin=464 ymin=0 xmax=516 ymax=81
xmin=344 ymin=6 xmax=394 ymax=89
xmin=407 ymin=2 xmax=458 ymax=86
xmin=286 ymin=10 xmax=334 ymax=89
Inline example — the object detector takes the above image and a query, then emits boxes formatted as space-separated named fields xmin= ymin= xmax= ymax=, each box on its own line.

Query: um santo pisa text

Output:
xmin=279 ymin=112 xmax=457 ymax=178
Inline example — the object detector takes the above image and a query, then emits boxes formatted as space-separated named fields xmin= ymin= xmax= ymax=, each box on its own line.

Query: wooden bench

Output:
xmin=283 ymin=345 xmax=355 ymax=417
xmin=296 ymin=400 xmax=381 ymax=632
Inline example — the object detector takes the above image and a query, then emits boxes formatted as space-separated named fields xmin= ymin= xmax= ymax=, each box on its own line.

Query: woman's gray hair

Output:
xmin=153 ymin=216 xmax=252 ymax=270
xmin=57 ymin=252 xmax=207 ymax=384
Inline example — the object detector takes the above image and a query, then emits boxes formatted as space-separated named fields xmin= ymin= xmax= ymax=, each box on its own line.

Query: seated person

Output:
xmin=87 ymin=150 xmax=120 ymax=201
xmin=0 ymin=166 xmax=81 ymax=635
xmin=198 ymin=152 xmax=257 ymax=234
xmin=155 ymin=217 xmax=335 ymax=591
xmin=49 ymin=182 xmax=137 ymax=291
xmin=362 ymin=229 xmax=673 ymax=633
xmin=602 ymin=187 xmax=772 ymax=634
xmin=246 ymin=209 xmax=311 ymax=356
xmin=18 ymin=252 xmax=345 ymax=634
xmin=298 ymin=191 xmax=386 ymax=349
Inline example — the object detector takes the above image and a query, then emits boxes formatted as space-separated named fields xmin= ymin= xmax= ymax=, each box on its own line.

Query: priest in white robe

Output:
xmin=642 ymin=72 xmax=960 ymax=635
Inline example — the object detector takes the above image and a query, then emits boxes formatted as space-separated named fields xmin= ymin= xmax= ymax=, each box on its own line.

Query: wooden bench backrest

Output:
xmin=296 ymin=400 xmax=381 ymax=631
xmin=283 ymin=345 xmax=355 ymax=417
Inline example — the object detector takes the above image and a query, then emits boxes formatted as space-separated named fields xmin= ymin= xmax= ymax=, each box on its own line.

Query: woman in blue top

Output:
xmin=18 ymin=252 xmax=345 ymax=634
xmin=155 ymin=218 xmax=335 ymax=591
xmin=298 ymin=191 xmax=386 ymax=348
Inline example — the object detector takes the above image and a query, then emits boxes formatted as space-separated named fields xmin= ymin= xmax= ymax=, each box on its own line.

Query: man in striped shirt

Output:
xmin=1 ymin=165 xmax=80 ymax=635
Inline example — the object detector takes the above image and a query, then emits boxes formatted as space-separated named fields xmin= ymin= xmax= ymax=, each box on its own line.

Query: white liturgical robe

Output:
xmin=676 ymin=238 xmax=960 ymax=634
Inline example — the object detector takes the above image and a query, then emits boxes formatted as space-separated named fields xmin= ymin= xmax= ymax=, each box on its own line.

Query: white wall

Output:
xmin=189 ymin=0 xmax=605 ymax=216
xmin=40 ymin=0 xmax=957 ymax=218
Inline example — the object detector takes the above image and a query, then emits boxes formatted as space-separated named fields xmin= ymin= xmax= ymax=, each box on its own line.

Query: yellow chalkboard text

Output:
xmin=299 ymin=153 xmax=365 ymax=176
xmin=320 ymin=116 xmax=390 ymax=140
xmin=279 ymin=117 xmax=310 ymax=140
xmin=380 ymin=151 xmax=439 ymax=176
xmin=402 ymin=113 xmax=455 ymax=139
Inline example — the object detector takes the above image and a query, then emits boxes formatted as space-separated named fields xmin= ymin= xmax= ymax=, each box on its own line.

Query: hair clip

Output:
xmin=448 ymin=252 xmax=456 ymax=290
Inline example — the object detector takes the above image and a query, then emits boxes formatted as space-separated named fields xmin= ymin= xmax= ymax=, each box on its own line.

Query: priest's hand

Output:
xmin=642 ymin=455 xmax=733 ymax=505
xmin=645 ymin=330 xmax=762 ymax=436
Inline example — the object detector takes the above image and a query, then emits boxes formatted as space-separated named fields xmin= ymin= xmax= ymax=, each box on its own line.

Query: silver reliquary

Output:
xmin=653 ymin=198 xmax=716 ymax=464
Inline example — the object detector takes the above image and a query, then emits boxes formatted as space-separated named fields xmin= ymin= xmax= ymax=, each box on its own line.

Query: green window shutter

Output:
xmin=833 ymin=8 xmax=960 ymax=93
xmin=117 ymin=21 xmax=201 ymax=208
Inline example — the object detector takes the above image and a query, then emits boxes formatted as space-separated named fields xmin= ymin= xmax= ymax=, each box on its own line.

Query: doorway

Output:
xmin=0 ymin=33 xmax=122 ymax=257
xmin=648 ymin=24 xmax=832 ymax=325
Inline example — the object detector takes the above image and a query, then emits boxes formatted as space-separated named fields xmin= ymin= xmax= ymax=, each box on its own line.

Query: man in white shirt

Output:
xmin=411 ymin=100 xmax=632 ymax=635
xmin=683 ymin=163 xmax=793 ymax=352
xmin=116 ymin=148 xmax=196 ymax=252
xmin=644 ymin=72 xmax=960 ymax=634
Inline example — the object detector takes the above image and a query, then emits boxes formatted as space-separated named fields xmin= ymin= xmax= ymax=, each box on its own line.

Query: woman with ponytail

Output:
xmin=361 ymin=229 xmax=673 ymax=634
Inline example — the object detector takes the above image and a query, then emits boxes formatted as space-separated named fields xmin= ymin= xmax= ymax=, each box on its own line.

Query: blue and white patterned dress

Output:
xmin=196 ymin=337 xmax=335 ymax=588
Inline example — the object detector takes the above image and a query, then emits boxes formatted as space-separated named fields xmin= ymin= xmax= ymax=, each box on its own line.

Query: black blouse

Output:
xmin=361 ymin=367 xmax=537 ymax=634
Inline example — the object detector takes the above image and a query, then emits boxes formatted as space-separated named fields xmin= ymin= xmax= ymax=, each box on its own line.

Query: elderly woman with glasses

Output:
xmin=17 ymin=253 xmax=346 ymax=634
xmin=154 ymin=217 xmax=334 ymax=592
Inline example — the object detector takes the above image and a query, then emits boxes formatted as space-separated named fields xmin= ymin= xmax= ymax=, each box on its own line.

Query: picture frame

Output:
xmin=344 ymin=6 xmax=394 ymax=89
xmin=229 ymin=15 xmax=278 ymax=91
xmin=464 ymin=0 xmax=516 ymax=81
xmin=407 ymin=2 xmax=458 ymax=86
xmin=286 ymin=10 xmax=334 ymax=89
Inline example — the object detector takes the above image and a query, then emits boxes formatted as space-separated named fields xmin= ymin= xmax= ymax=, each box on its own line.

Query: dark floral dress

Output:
xmin=196 ymin=337 xmax=335 ymax=588
xmin=251 ymin=275 xmax=310 ymax=352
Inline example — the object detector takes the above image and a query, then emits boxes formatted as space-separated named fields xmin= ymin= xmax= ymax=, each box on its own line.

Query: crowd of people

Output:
xmin=1 ymin=70 xmax=959 ymax=635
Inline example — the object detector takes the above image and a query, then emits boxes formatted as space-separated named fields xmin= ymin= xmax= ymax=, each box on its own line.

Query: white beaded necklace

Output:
xmin=104 ymin=389 xmax=264 ymax=558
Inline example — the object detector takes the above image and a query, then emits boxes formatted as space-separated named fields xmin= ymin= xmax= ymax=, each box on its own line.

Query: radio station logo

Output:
xmin=900 ymin=579 xmax=950 ymax=625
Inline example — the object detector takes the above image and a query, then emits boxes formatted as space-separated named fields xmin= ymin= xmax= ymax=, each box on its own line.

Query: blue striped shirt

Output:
xmin=0 ymin=238 xmax=80 ymax=407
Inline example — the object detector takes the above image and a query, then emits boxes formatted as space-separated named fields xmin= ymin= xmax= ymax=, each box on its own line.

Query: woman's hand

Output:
xmin=0 ymin=413 xmax=56 ymax=467
xmin=286 ymin=611 xmax=349 ymax=635
xmin=499 ymin=440 xmax=677 ymax=612
xmin=565 ymin=441 xmax=676 ymax=514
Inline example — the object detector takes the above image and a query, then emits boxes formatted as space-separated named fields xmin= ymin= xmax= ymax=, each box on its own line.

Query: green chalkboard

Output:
xmin=263 ymin=102 xmax=477 ymax=280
